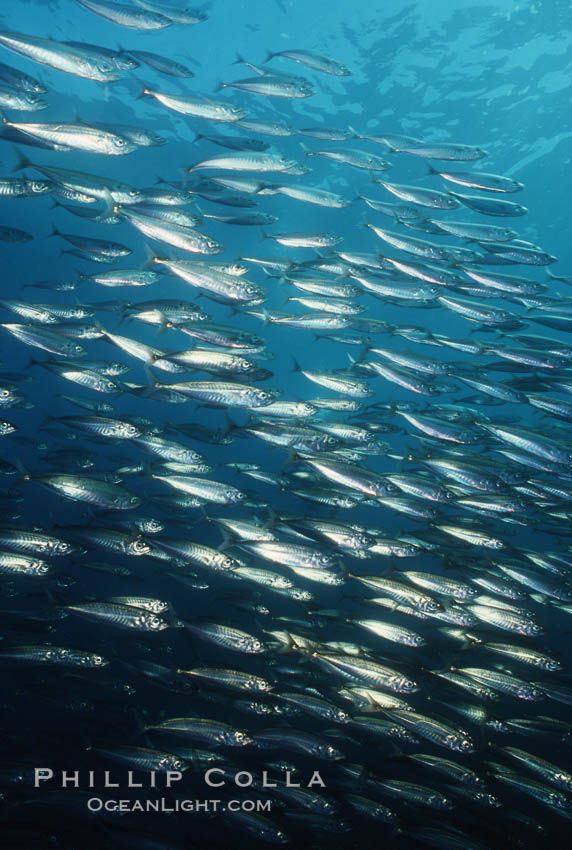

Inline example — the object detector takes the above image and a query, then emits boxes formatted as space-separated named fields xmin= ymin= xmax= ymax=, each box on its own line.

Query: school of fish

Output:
xmin=0 ymin=2 xmax=572 ymax=848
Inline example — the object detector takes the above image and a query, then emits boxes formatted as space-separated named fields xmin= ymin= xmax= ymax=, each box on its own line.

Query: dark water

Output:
xmin=1 ymin=1 xmax=572 ymax=848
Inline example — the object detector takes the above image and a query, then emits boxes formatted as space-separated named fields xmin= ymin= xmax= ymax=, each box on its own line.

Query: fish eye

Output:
xmin=0 ymin=390 xmax=9 ymax=398
xmin=207 ymin=240 xmax=217 ymax=248
xmin=92 ymin=655 xmax=104 ymax=666
xmin=74 ymin=345 xmax=83 ymax=353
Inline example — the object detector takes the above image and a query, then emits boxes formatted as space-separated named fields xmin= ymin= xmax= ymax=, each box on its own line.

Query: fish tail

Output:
xmin=11 ymin=146 xmax=32 ymax=173
xmin=132 ymin=76 xmax=151 ymax=100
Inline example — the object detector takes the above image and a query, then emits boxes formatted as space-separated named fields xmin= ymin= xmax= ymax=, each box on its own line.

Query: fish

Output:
xmin=146 ymin=716 xmax=253 ymax=746
xmin=293 ymin=360 xmax=372 ymax=397
xmin=1 ymin=324 xmax=88 ymax=357
xmin=63 ymin=40 xmax=139 ymax=70
xmin=131 ymin=0 xmax=207 ymax=25
xmin=14 ymin=153 xmax=144 ymax=203
xmin=385 ymin=709 xmax=475 ymax=752
xmin=181 ymin=621 xmax=265 ymax=653
xmin=139 ymin=84 xmax=246 ymax=122
xmin=116 ymin=206 xmax=222 ymax=255
xmin=78 ymin=268 xmax=162 ymax=287
xmin=218 ymin=74 xmax=314 ymax=99
xmin=74 ymin=117 xmax=167 ymax=148
xmin=0 ymin=551 xmax=50 ymax=576
xmin=265 ymin=48 xmax=351 ymax=75
xmin=1 ymin=4 xmax=572 ymax=846
xmin=387 ymin=140 xmax=488 ymax=160
xmin=187 ymin=151 xmax=300 ymax=174
xmin=126 ymin=49 xmax=195 ymax=77
xmin=2 ymin=116 xmax=137 ymax=154
xmin=64 ymin=600 xmax=171 ymax=629
xmin=374 ymin=179 xmax=460 ymax=209
xmin=0 ymin=59 xmax=47 ymax=92
xmin=305 ymin=147 xmax=391 ymax=170
xmin=194 ymin=132 xmax=269 ymax=152
xmin=74 ymin=0 xmax=175 ymax=29
xmin=0 ymin=644 xmax=109 ymax=667
xmin=177 ymin=666 xmax=272 ymax=692
xmin=31 ymin=472 xmax=142 ymax=509
xmin=263 ymin=231 xmax=342 ymax=248
xmin=0 ymin=85 xmax=47 ymax=111
xmin=426 ymin=164 xmax=524 ymax=191
xmin=0 ymin=225 xmax=33 ymax=241
xmin=447 ymin=190 xmax=528 ymax=216
xmin=272 ymin=183 xmax=351 ymax=208
xmin=0 ymin=31 xmax=123 ymax=81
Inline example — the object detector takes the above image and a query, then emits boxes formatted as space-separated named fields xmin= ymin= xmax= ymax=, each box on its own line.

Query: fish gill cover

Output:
xmin=0 ymin=0 xmax=571 ymax=847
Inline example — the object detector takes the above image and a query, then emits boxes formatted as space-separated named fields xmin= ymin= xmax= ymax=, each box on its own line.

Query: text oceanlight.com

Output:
xmin=87 ymin=798 xmax=273 ymax=813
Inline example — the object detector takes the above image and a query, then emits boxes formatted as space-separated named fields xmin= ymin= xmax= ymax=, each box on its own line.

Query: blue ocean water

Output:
xmin=0 ymin=1 xmax=572 ymax=848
